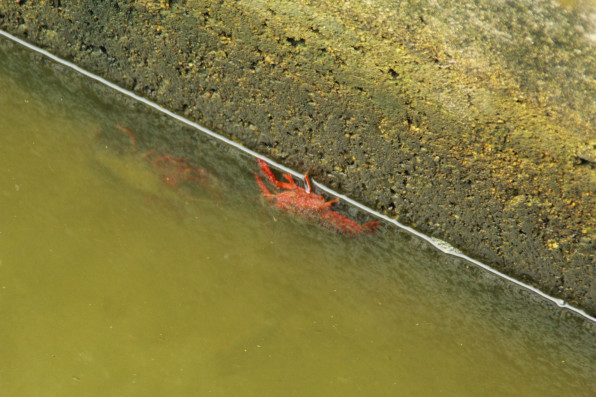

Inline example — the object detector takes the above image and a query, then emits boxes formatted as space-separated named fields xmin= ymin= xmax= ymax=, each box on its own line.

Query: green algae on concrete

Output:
xmin=1 ymin=0 xmax=594 ymax=315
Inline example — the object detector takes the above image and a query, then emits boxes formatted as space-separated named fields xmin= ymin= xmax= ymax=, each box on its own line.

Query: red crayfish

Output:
xmin=255 ymin=159 xmax=380 ymax=235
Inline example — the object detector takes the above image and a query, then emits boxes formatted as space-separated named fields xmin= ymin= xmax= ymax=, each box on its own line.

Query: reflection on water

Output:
xmin=0 ymin=37 xmax=595 ymax=396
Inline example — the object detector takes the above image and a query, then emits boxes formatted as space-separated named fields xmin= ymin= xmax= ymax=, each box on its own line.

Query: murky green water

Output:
xmin=1 ymin=37 xmax=594 ymax=396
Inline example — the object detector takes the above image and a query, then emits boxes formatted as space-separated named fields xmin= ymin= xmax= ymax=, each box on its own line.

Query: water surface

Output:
xmin=0 ymin=37 xmax=594 ymax=396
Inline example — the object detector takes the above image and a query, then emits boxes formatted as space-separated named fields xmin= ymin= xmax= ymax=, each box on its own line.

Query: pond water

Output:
xmin=0 ymin=36 xmax=595 ymax=396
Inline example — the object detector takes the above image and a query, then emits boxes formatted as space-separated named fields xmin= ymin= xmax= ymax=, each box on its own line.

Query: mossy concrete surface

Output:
xmin=1 ymin=0 xmax=594 ymax=315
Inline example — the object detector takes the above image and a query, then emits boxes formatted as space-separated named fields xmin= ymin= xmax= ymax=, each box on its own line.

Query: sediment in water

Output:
xmin=1 ymin=0 xmax=594 ymax=315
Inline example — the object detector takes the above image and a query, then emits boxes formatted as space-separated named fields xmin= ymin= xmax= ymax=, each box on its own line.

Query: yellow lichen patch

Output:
xmin=136 ymin=0 xmax=170 ymax=11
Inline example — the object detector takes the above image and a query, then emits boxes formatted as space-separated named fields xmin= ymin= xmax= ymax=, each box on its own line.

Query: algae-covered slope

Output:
xmin=1 ymin=0 xmax=594 ymax=315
